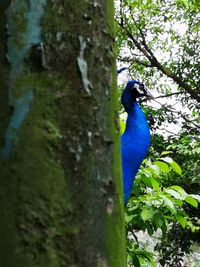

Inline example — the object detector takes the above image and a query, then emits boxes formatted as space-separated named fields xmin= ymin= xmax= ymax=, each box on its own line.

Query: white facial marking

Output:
xmin=134 ymin=83 xmax=140 ymax=90
xmin=134 ymin=83 xmax=144 ymax=95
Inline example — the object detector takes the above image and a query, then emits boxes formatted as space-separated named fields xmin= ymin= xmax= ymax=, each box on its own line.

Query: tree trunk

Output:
xmin=0 ymin=1 xmax=126 ymax=267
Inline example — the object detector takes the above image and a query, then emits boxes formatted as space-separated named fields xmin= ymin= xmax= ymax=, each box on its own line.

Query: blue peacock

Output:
xmin=120 ymin=79 xmax=151 ymax=204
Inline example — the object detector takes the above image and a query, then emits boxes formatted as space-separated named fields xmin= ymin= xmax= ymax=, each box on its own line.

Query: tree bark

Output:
xmin=0 ymin=1 xmax=126 ymax=267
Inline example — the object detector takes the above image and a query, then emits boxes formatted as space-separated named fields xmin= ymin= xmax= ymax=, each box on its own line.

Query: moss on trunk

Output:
xmin=0 ymin=1 xmax=126 ymax=266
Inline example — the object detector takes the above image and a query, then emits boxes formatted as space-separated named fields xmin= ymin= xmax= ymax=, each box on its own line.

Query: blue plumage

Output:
xmin=121 ymin=80 xmax=151 ymax=204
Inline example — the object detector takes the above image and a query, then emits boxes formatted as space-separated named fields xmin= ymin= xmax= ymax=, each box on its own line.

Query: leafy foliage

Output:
xmin=115 ymin=0 xmax=200 ymax=265
xmin=115 ymin=0 xmax=200 ymax=134
xmin=125 ymin=153 xmax=200 ymax=266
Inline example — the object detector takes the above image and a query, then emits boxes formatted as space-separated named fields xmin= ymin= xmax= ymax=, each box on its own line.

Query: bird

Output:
xmin=121 ymin=80 xmax=151 ymax=205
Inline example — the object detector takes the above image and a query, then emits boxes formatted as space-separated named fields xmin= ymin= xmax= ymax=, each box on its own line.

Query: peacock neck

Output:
xmin=125 ymin=102 xmax=148 ymax=131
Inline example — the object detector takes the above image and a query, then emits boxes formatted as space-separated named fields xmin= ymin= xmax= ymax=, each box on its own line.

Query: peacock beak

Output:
xmin=145 ymin=89 xmax=154 ymax=99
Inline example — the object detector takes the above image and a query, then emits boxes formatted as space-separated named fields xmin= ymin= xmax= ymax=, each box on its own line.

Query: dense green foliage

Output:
xmin=115 ymin=0 xmax=200 ymax=266
xmin=125 ymin=152 xmax=200 ymax=266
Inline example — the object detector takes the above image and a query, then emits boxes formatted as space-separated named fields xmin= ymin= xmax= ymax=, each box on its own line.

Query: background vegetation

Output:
xmin=115 ymin=0 xmax=200 ymax=266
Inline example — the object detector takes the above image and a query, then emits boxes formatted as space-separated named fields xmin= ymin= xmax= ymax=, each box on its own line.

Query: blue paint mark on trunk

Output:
xmin=0 ymin=0 xmax=46 ymax=159
xmin=6 ymin=0 xmax=47 ymax=83
xmin=1 ymin=90 xmax=34 ymax=159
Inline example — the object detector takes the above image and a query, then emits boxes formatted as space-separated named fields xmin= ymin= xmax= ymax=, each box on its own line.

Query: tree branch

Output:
xmin=149 ymin=100 xmax=200 ymax=130
xmin=153 ymin=92 xmax=187 ymax=99
xmin=118 ymin=22 xmax=200 ymax=103
xmin=118 ymin=55 xmax=153 ymax=68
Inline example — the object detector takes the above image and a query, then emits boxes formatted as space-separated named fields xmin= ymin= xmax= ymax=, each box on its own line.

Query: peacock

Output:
xmin=120 ymin=79 xmax=151 ymax=205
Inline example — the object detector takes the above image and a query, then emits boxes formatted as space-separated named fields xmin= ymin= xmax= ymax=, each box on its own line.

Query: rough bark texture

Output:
xmin=0 ymin=1 xmax=126 ymax=267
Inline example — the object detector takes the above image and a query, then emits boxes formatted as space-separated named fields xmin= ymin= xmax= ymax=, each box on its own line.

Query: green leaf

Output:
xmin=132 ymin=255 xmax=140 ymax=267
xmin=150 ymin=178 xmax=160 ymax=191
xmin=170 ymin=160 xmax=182 ymax=175
xmin=125 ymin=214 xmax=135 ymax=223
xmin=160 ymin=158 xmax=182 ymax=175
xmin=154 ymin=161 xmax=170 ymax=173
xmin=141 ymin=209 xmax=155 ymax=221
xmin=160 ymin=157 xmax=173 ymax=164
xmin=177 ymin=0 xmax=189 ymax=7
xmin=119 ymin=119 xmax=126 ymax=134
xmin=141 ymin=175 xmax=152 ymax=188
xmin=153 ymin=213 xmax=164 ymax=228
xmin=160 ymin=151 xmax=173 ymax=156
xmin=190 ymin=194 xmax=200 ymax=202
xmin=175 ymin=199 xmax=183 ymax=206
xmin=161 ymin=220 xmax=167 ymax=235
xmin=146 ymin=224 xmax=154 ymax=236
xmin=171 ymin=186 xmax=187 ymax=196
xmin=176 ymin=213 xmax=187 ymax=228
xmin=161 ymin=195 xmax=177 ymax=214
xmin=185 ymin=196 xmax=198 ymax=208
xmin=149 ymin=164 xmax=160 ymax=175
xmin=165 ymin=188 xmax=182 ymax=199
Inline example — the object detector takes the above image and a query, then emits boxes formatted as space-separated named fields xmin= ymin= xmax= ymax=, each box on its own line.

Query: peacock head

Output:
xmin=121 ymin=80 xmax=152 ymax=112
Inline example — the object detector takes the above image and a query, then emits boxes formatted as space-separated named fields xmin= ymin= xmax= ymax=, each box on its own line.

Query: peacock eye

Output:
xmin=134 ymin=83 xmax=145 ymax=95
xmin=140 ymin=84 xmax=144 ymax=90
